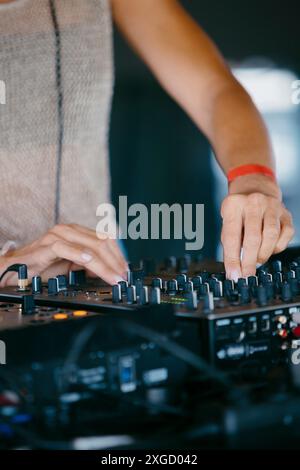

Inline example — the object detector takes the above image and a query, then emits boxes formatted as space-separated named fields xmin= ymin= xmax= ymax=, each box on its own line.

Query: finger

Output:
xmin=24 ymin=241 xmax=123 ymax=286
xmin=75 ymin=224 xmax=128 ymax=271
xmin=50 ymin=241 xmax=125 ymax=285
xmin=257 ymin=208 xmax=281 ymax=264
xmin=274 ymin=211 xmax=295 ymax=254
xmin=241 ymin=205 xmax=264 ymax=277
xmin=51 ymin=225 xmax=126 ymax=277
xmin=221 ymin=200 xmax=243 ymax=281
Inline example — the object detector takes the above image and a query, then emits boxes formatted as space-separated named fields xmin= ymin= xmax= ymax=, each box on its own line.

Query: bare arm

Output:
xmin=112 ymin=0 xmax=294 ymax=279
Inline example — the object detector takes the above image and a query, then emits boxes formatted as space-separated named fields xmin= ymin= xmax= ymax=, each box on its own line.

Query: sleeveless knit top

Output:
xmin=0 ymin=0 xmax=114 ymax=248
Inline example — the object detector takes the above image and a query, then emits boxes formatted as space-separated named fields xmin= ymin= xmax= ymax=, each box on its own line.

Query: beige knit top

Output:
xmin=0 ymin=0 xmax=114 ymax=249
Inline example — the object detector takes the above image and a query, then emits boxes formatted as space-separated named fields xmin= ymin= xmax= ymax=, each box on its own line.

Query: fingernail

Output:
xmin=256 ymin=263 xmax=263 ymax=268
xmin=81 ymin=252 xmax=93 ymax=263
xmin=228 ymin=270 xmax=240 ymax=283
xmin=114 ymin=276 xmax=126 ymax=284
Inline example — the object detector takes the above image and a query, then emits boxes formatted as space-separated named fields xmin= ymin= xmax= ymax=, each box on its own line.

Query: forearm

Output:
xmin=206 ymin=82 xmax=282 ymax=199
xmin=113 ymin=0 xmax=277 ymax=187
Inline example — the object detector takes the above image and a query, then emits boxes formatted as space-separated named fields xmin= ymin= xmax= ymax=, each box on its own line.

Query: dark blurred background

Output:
xmin=109 ymin=0 xmax=300 ymax=263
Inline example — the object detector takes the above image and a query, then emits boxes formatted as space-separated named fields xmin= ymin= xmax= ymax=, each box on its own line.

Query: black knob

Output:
xmin=288 ymin=278 xmax=299 ymax=296
xmin=212 ymin=280 xmax=223 ymax=298
xmin=247 ymin=276 xmax=258 ymax=288
xmin=256 ymin=285 xmax=268 ymax=306
xmin=286 ymin=270 xmax=296 ymax=281
xmin=127 ymin=270 xmax=134 ymax=286
xmin=56 ymin=275 xmax=68 ymax=291
xmin=187 ymin=291 xmax=197 ymax=310
xmin=237 ymin=278 xmax=247 ymax=292
xmin=22 ymin=295 xmax=35 ymax=315
xmin=295 ymin=267 xmax=300 ymax=281
xmin=265 ymin=281 xmax=275 ymax=300
xmin=192 ymin=276 xmax=202 ymax=289
xmin=150 ymin=287 xmax=161 ymax=305
xmin=184 ymin=281 xmax=194 ymax=293
xmin=48 ymin=278 xmax=58 ymax=295
xmin=126 ymin=286 xmax=137 ymax=304
xmin=203 ymin=292 xmax=214 ymax=312
xmin=69 ymin=270 xmax=86 ymax=286
xmin=224 ymin=279 xmax=234 ymax=297
xmin=272 ymin=260 xmax=282 ymax=273
xmin=240 ymin=285 xmax=251 ymax=304
xmin=32 ymin=276 xmax=43 ymax=294
xmin=134 ymin=279 xmax=144 ymax=297
xmin=199 ymin=283 xmax=209 ymax=296
xmin=281 ymin=282 xmax=293 ymax=302
xmin=167 ymin=279 xmax=178 ymax=295
xmin=112 ymin=284 xmax=122 ymax=303
xmin=118 ymin=280 xmax=128 ymax=294
xmin=176 ymin=274 xmax=187 ymax=290
xmin=138 ymin=286 xmax=149 ymax=305
xmin=152 ymin=278 xmax=163 ymax=290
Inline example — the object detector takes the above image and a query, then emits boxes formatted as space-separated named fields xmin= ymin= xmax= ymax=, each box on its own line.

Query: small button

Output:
xmin=73 ymin=310 xmax=88 ymax=317
xmin=53 ymin=313 xmax=69 ymax=320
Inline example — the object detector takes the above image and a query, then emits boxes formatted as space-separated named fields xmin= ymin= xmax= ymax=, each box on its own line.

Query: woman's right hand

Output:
xmin=0 ymin=224 xmax=128 ymax=287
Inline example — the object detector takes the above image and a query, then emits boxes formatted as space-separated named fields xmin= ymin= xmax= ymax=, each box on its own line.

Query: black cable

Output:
xmin=0 ymin=264 xmax=24 ymax=283
xmin=60 ymin=315 xmax=234 ymax=394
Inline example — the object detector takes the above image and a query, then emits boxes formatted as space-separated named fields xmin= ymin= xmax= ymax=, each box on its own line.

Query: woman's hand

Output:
xmin=221 ymin=174 xmax=295 ymax=281
xmin=0 ymin=224 xmax=128 ymax=287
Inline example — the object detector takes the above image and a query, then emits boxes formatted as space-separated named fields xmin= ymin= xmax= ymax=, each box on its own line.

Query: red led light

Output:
xmin=293 ymin=326 xmax=300 ymax=338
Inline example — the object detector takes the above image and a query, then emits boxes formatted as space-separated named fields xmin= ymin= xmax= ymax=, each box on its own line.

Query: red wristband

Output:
xmin=227 ymin=164 xmax=276 ymax=183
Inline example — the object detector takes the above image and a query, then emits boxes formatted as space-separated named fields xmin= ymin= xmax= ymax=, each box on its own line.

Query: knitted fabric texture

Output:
xmin=0 ymin=0 xmax=114 ymax=247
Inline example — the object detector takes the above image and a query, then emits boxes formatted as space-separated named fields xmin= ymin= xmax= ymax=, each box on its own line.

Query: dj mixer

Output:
xmin=2 ymin=250 xmax=300 ymax=448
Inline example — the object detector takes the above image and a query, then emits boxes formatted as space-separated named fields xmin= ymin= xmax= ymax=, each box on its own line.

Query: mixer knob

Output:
xmin=187 ymin=291 xmax=197 ymax=310
xmin=247 ymin=276 xmax=258 ymax=288
xmin=237 ymin=278 xmax=247 ymax=292
xmin=192 ymin=276 xmax=202 ymax=289
xmin=176 ymin=257 xmax=189 ymax=273
xmin=69 ymin=270 xmax=86 ymax=286
xmin=118 ymin=280 xmax=128 ymax=294
xmin=199 ymin=283 xmax=209 ymax=296
xmin=176 ymin=274 xmax=187 ymax=290
xmin=127 ymin=270 xmax=134 ymax=286
xmin=138 ymin=286 xmax=149 ymax=305
xmin=167 ymin=279 xmax=178 ymax=295
xmin=224 ymin=279 xmax=234 ymax=297
xmin=134 ymin=279 xmax=144 ymax=297
xmin=32 ymin=276 xmax=43 ymax=294
xmin=22 ymin=294 xmax=36 ymax=315
xmin=256 ymin=285 xmax=268 ymax=306
xmin=48 ymin=278 xmax=58 ymax=296
xmin=286 ymin=270 xmax=296 ymax=281
xmin=150 ymin=287 xmax=161 ymax=305
xmin=112 ymin=284 xmax=122 ymax=303
xmin=152 ymin=277 xmax=163 ymax=290
xmin=56 ymin=274 xmax=68 ymax=291
xmin=295 ymin=267 xmax=300 ymax=280
xmin=281 ymin=282 xmax=293 ymax=302
xmin=288 ymin=278 xmax=300 ymax=296
xmin=126 ymin=286 xmax=137 ymax=304
xmin=272 ymin=260 xmax=282 ymax=273
xmin=184 ymin=281 xmax=194 ymax=293
xmin=203 ymin=292 xmax=214 ymax=312
xmin=240 ymin=285 xmax=251 ymax=304
xmin=212 ymin=279 xmax=223 ymax=298
xmin=265 ymin=281 xmax=275 ymax=300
